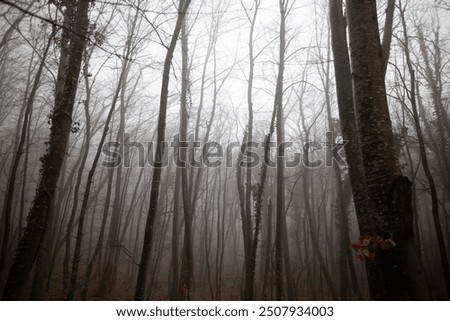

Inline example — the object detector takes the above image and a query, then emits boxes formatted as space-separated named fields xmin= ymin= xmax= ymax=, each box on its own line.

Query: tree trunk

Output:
xmin=0 ymin=30 xmax=54 ymax=278
xmin=170 ymin=167 xmax=181 ymax=300
xmin=2 ymin=0 xmax=91 ymax=300
xmin=329 ymin=0 xmax=372 ymax=238
xmin=275 ymin=0 xmax=288 ymax=301
xmin=346 ymin=0 xmax=416 ymax=300
xmin=179 ymin=15 xmax=194 ymax=301
xmin=319 ymin=9 xmax=362 ymax=297
xmin=134 ymin=0 xmax=191 ymax=300
xmin=241 ymin=0 xmax=260 ymax=301
xmin=381 ymin=0 xmax=396 ymax=77
xmin=398 ymin=1 xmax=450 ymax=298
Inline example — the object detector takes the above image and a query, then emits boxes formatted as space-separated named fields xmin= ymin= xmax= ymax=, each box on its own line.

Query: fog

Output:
xmin=0 ymin=0 xmax=449 ymax=300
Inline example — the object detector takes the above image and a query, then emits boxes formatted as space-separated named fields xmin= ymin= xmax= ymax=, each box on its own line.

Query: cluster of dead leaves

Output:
xmin=351 ymin=236 xmax=396 ymax=261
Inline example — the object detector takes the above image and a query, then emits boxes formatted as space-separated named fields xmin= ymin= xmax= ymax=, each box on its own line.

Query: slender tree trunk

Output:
xmin=170 ymin=167 xmax=181 ymax=300
xmin=416 ymin=25 xmax=450 ymax=197
xmin=179 ymin=15 xmax=194 ymax=301
xmin=329 ymin=0 xmax=372 ymax=238
xmin=261 ymin=199 xmax=272 ymax=300
xmin=381 ymin=0 xmax=396 ymax=77
xmin=301 ymin=125 xmax=339 ymax=300
xmin=62 ymin=49 xmax=94 ymax=298
xmin=319 ymin=19 xmax=362 ymax=298
xmin=399 ymin=2 xmax=450 ymax=298
xmin=134 ymin=0 xmax=191 ymax=300
xmin=240 ymin=0 xmax=260 ymax=301
xmin=274 ymin=0 xmax=288 ymax=301
xmin=0 ymin=2 xmax=33 ymax=50
xmin=81 ymin=169 xmax=114 ymax=300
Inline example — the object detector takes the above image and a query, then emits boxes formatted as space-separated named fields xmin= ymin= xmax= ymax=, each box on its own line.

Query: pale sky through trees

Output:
xmin=0 ymin=0 xmax=449 ymax=302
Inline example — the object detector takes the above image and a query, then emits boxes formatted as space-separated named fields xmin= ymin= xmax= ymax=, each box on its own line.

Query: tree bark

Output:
xmin=0 ymin=30 xmax=54 ymax=279
xmin=2 ymin=0 xmax=91 ymax=300
xmin=346 ymin=0 xmax=416 ymax=300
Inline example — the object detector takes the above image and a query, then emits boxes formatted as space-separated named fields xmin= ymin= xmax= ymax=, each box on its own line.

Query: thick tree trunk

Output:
xmin=346 ymin=0 xmax=415 ymax=300
xmin=2 ymin=0 xmax=91 ymax=300
xmin=0 ymin=31 xmax=54 ymax=278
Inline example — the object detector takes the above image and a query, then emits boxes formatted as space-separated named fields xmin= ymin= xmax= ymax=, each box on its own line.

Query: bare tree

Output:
xmin=397 ymin=0 xmax=450 ymax=298
xmin=134 ymin=0 xmax=192 ymax=301
xmin=2 ymin=0 xmax=91 ymax=300
xmin=0 ymin=26 xmax=55 ymax=279
xmin=179 ymin=13 xmax=194 ymax=301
